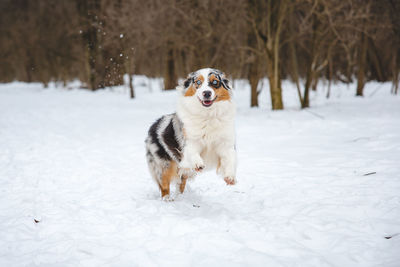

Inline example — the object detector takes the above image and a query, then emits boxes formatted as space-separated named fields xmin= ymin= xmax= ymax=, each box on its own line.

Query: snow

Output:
xmin=0 ymin=79 xmax=399 ymax=267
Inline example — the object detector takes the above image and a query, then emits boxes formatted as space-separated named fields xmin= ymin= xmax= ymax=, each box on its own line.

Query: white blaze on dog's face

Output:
xmin=182 ymin=68 xmax=231 ymax=108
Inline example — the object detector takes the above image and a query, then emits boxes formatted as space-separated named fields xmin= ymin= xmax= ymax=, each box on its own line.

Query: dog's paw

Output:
xmin=195 ymin=164 xmax=204 ymax=172
xmin=192 ymin=156 xmax=204 ymax=172
xmin=224 ymin=176 xmax=236 ymax=185
xmin=162 ymin=194 xmax=174 ymax=202
xmin=180 ymin=156 xmax=204 ymax=172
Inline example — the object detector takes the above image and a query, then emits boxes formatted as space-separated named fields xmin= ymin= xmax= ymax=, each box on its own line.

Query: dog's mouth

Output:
xmin=199 ymin=97 xmax=216 ymax=107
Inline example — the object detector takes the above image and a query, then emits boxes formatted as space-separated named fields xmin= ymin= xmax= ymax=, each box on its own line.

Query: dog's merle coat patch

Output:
xmin=148 ymin=118 xmax=170 ymax=160
xmin=145 ymin=113 xmax=184 ymax=189
xmin=163 ymin=120 xmax=182 ymax=161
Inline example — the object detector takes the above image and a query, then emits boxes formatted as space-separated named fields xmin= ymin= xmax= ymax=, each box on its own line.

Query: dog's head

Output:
xmin=180 ymin=68 xmax=232 ymax=108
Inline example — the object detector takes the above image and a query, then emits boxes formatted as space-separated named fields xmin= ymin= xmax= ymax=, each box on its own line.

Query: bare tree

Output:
xmin=248 ymin=0 xmax=288 ymax=110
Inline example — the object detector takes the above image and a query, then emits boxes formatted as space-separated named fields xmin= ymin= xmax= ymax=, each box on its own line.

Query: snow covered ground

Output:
xmin=0 ymin=78 xmax=399 ymax=267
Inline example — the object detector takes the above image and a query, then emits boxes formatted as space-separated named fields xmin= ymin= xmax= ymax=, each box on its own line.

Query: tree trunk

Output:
xmin=25 ymin=65 xmax=32 ymax=83
xmin=129 ymin=74 xmax=135 ymax=99
xmin=123 ymin=47 xmax=135 ymax=99
xmin=272 ymin=51 xmax=283 ymax=110
xmin=249 ymin=75 xmax=260 ymax=107
xmin=392 ymin=70 xmax=399 ymax=95
xmin=267 ymin=56 xmax=283 ymax=110
xmin=163 ymin=45 xmax=177 ymax=90
xmin=270 ymin=9 xmax=284 ymax=111
xmin=77 ymin=0 xmax=102 ymax=91
xmin=268 ymin=73 xmax=283 ymax=110
xmin=392 ymin=53 xmax=399 ymax=95
xmin=87 ymin=29 xmax=98 ymax=91
xmin=25 ymin=55 xmax=33 ymax=83
xmin=249 ymin=57 xmax=261 ymax=107
xmin=302 ymin=67 xmax=312 ymax=108
xmin=367 ymin=37 xmax=384 ymax=81
xmin=326 ymin=59 xmax=333 ymax=98
xmin=312 ymin=77 xmax=318 ymax=91
xmin=302 ymin=12 xmax=318 ymax=108
xmin=246 ymin=8 xmax=261 ymax=108
xmin=356 ymin=32 xmax=368 ymax=96
xmin=288 ymin=17 xmax=303 ymax=105
xmin=311 ymin=74 xmax=317 ymax=91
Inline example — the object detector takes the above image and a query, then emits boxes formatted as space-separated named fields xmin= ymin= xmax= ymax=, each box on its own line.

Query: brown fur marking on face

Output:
xmin=184 ymin=75 xmax=204 ymax=97
xmin=184 ymin=85 xmax=196 ymax=97
xmin=215 ymin=88 xmax=231 ymax=102
xmin=209 ymin=74 xmax=231 ymax=102
xmin=160 ymin=161 xmax=178 ymax=197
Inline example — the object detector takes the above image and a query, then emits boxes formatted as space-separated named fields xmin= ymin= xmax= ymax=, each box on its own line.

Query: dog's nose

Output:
xmin=202 ymin=90 xmax=212 ymax=99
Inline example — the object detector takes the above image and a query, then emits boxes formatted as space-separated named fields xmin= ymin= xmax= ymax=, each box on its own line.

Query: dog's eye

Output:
xmin=212 ymin=80 xmax=219 ymax=86
xmin=196 ymin=80 xmax=201 ymax=85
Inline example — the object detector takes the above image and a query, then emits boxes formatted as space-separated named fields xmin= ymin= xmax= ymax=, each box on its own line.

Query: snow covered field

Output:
xmin=0 ymin=79 xmax=399 ymax=267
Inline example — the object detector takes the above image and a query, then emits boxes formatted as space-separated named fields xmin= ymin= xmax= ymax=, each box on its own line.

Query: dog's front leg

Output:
xmin=217 ymin=146 xmax=237 ymax=185
xmin=179 ymin=140 xmax=204 ymax=172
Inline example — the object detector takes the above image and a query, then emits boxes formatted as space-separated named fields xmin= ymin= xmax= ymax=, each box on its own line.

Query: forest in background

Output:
xmin=0 ymin=0 xmax=399 ymax=109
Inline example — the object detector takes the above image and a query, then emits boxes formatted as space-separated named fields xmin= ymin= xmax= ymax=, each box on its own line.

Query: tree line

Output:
xmin=1 ymin=0 xmax=399 ymax=109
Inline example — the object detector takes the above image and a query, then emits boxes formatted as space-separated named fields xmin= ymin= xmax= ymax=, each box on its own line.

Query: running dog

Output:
xmin=145 ymin=68 xmax=236 ymax=199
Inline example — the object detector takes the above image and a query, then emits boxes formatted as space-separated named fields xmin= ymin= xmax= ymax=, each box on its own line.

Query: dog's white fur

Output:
xmin=177 ymin=68 xmax=237 ymax=184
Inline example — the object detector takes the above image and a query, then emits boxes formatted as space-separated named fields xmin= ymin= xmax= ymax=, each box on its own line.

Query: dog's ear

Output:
xmin=183 ymin=77 xmax=193 ymax=88
xmin=179 ymin=72 xmax=195 ymax=94
xmin=221 ymin=76 xmax=231 ymax=90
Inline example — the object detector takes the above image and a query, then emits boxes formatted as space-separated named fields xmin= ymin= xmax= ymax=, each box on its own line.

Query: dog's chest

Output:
xmin=177 ymin=99 xmax=235 ymax=147
xmin=188 ymin=117 xmax=227 ymax=143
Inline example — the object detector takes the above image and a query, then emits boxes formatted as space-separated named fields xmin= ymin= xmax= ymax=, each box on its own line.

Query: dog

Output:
xmin=145 ymin=68 xmax=237 ymax=200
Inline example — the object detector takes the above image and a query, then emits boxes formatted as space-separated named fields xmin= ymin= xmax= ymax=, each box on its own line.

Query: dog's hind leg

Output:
xmin=160 ymin=161 xmax=177 ymax=200
xmin=178 ymin=174 xmax=188 ymax=194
